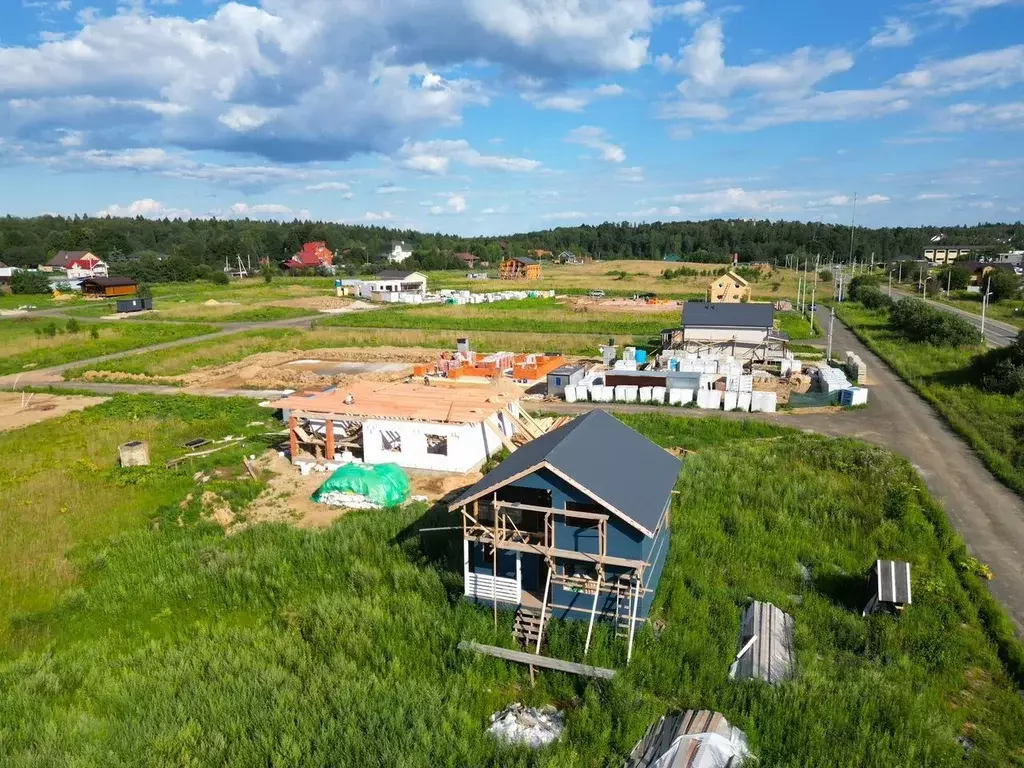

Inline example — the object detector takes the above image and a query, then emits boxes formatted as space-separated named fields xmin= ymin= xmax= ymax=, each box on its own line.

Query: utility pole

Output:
xmin=898 ymin=261 xmax=903 ymax=284
xmin=888 ymin=272 xmax=893 ymax=297
xmin=827 ymin=307 xmax=835 ymax=361
xmin=947 ymin=268 xmax=952 ymax=296
xmin=809 ymin=282 xmax=816 ymax=333
xmin=981 ymin=277 xmax=991 ymax=337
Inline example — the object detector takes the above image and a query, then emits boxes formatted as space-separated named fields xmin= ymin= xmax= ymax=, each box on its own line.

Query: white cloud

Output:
xmin=397 ymin=139 xmax=541 ymax=174
xmin=670 ymin=20 xmax=854 ymax=98
xmin=868 ymin=18 xmax=915 ymax=49
xmin=652 ymin=1 xmax=706 ymax=23
xmin=522 ymin=82 xmax=626 ymax=112
xmin=95 ymin=198 xmax=192 ymax=218
xmin=223 ymin=202 xmax=302 ymax=218
xmin=897 ymin=46 xmax=1024 ymax=93
xmin=363 ymin=211 xmax=395 ymax=222
xmin=0 ymin=0 xmax=653 ymax=164
xmin=665 ymin=187 xmax=808 ymax=215
xmin=931 ymin=0 xmax=1024 ymax=17
xmin=566 ymin=125 xmax=625 ymax=163
xmin=658 ymin=100 xmax=730 ymax=121
xmin=863 ymin=194 xmax=891 ymax=204
xmin=808 ymin=193 xmax=890 ymax=207
xmin=430 ymin=193 xmax=468 ymax=215
xmin=306 ymin=182 xmax=350 ymax=192
xmin=617 ymin=166 xmax=645 ymax=182
xmin=913 ymin=192 xmax=955 ymax=200
xmin=481 ymin=204 xmax=510 ymax=215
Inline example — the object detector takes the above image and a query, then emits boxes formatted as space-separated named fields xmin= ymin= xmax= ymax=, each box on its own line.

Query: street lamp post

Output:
xmin=981 ymin=277 xmax=992 ymax=338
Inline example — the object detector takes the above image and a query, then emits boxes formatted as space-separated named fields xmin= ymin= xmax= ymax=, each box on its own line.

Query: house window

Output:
xmin=381 ymin=431 xmax=402 ymax=452
xmin=426 ymin=434 xmax=448 ymax=456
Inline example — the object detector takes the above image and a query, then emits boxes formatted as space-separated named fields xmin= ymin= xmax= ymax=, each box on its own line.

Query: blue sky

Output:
xmin=1 ymin=0 xmax=1022 ymax=235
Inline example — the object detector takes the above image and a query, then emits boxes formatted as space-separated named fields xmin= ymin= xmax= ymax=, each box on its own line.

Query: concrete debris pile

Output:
xmin=314 ymin=491 xmax=382 ymax=510
xmin=487 ymin=703 xmax=565 ymax=749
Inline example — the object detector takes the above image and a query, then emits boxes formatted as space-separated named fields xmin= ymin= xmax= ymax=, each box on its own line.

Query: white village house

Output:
xmin=358 ymin=270 xmax=428 ymax=302
xmin=385 ymin=241 xmax=414 ymax=264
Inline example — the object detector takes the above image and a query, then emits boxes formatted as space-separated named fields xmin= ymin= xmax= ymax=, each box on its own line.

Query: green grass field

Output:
xmin=0 ymin=318 xmax=216 ymax=375
xmin=0 ymin=399 xmax=1022 ymax=765
xmin=319 ymin=298 xmax=678 ymax=336
xmin=64 ymin=327 xmax=635 ymax=381
xmin=834 ymin=302 xmax=1024 ymax=497
xmin=776 ymin=310 xmax=821 ymax=340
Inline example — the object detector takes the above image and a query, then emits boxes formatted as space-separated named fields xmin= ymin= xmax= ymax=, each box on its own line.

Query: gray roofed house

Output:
xmin=452 ymin=409 xmax=680 ymax=536
xmin=681 ymin=301 xmax=775 ymax=329
xmin=449 ymin=410 xmax=681 ymax=655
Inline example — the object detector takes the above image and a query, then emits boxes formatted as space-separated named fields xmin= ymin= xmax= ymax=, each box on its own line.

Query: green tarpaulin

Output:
xmin=311 ymin=463 xmax=411 ymax=507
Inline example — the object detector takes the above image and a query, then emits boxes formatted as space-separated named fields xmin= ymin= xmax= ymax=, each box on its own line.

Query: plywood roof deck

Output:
xmin=268 ymin=381 xmax=521 ymax=425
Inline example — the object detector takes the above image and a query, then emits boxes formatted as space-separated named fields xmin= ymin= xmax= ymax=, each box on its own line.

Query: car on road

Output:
xmin=588 ymin=290 xmax=605 ymax=298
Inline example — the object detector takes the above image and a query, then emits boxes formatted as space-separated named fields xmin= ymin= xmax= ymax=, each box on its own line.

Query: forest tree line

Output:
xmin=0 ymin=214 xmax=1020 ymax=276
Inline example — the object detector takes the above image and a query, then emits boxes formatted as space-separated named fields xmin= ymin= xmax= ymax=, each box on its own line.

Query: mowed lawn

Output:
xmin=0 ymin=400 xmax=1021 ymax=765
xmin=0 ymin=317 xmax=216 ymax=375
xmin=835 ymin=302 xmax=1024 ymax=497
xmin=64 ymin=326 xmax=637 ymax=381
xmin=318 ymin=298 xmax=680 ymax=336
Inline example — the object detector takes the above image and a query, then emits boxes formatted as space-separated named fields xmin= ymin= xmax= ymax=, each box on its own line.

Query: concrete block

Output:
xmin=724 ymin=391 xmax=739 ymax=411
xmin=639 ymin=386 xmax=654 ymax=404
xmin=118 ymin=440 xmax=150 ymax=467
xmin=651 ymin=386 xmax=667 ymax=404
xmin=737 ymin=392 xmax=752 ymax=412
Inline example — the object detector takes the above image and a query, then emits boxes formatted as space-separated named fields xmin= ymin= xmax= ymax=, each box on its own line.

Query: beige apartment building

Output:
xmin=923 ymin=245 xmax=972 ymax=264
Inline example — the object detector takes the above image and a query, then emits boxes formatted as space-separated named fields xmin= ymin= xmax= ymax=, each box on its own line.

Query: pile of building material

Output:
xmin=729 ymin=601 xmax=795 ymax=684
xmin=440 ymin=289 xmax=555 ymax=305
xmin=625 ymin=710 xmax=752 ymax=768
xmin=780 ymin=358 xmax=803 ymax=376
xmin=660 ymin=350 xmax=745 ymax=377
xmin=413 ymin=339 xmax=565 ymax=383
xmin=817 ymin=364 xmax=851 ymax=394
xmin=845 ymin=351 xmax=867 ymax=382
xmin=487 ymin=704 xmax=564 ymax=749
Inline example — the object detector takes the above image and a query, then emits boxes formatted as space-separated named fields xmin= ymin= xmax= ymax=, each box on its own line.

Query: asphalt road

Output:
xmin=3 ymin=305 xmax=1023 ymax=633
xmin=890 ymin=288 xmax=1019 ymax=347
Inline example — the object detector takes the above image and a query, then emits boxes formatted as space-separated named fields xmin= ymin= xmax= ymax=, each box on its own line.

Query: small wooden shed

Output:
xmin=81 ymin=276 xmax=139 ymax=297
xmin=863 ymin=559 xmax=912 ymax=616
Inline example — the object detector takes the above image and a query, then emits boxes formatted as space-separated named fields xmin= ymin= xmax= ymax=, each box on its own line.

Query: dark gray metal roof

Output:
xmin=876 ymin=559 xmax=912 ymax=604
xmin=509 ymin=255 xmax=538 ymax=265
xmin=549 ymin=365 xmax=584 ymax=377
xmin=451 ymin=410 xmax=681 ymax=536
xmin=682 ymin=301 xmax=774 ymax=329
xmin=729 ymin=601 xmax=794 ymax=684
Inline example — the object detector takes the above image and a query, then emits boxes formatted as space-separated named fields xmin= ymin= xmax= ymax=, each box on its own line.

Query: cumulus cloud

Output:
xmin=665 ymin=187 xmax=808 ymax=215
xmin=219 ymin=202 xmax=307 ymax=218
xmin=0 ymin=0 xmax=653 ymax=164
xmin=95 ymin=198 xmax=193 ymax=218
xmin=651 ymin=1 xmax=706 ymax=23
xmin=429 ymin=193 xmax=468 ymax=215
xmin=565 ymin=126 xmax=625 ymax=163
xmin=868 ymin=18 xmax=915 ymax=49
xmin=931 ymin=0 xmax=1024 ymax=17
xmin=522 ymin=82 xmax=626 ymax=112
xmin=306 ymin=181 xmax=350 ymax=192
xmin=807 ymin=193 xmax=890 ymax=207
xmin=913 ymin=192 xmax=955 ymax=200
xmin=363 ymin=211 xmax=395 ymax=222
xmin=397 ymin=139 xmax=541 ymax=174
xmin=540 ymin=210 xmax=590 ymax=221
xmin=481 ymin=204 xmax=510 ymax=215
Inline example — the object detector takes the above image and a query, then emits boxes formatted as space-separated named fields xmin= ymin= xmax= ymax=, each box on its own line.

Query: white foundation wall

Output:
xmin=362 ymin=416 xmax=510 ymax=473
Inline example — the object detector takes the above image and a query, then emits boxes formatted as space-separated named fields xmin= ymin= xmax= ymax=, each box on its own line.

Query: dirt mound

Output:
xmin=203 ymin=299 xmax=240 ymax=306
xmin=202 ymin=491 xmax=235 ymax=529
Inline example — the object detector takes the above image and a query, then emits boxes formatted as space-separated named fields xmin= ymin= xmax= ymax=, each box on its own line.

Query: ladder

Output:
xmin=512 ymin=606 xmax=547 ymax=649
xmin=614 ymin=576 xmax=634 ymax=639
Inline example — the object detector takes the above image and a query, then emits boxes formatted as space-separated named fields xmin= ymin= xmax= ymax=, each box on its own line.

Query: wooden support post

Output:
xmin=288 ymin=415 xmax=298 ymax=462
xmin=584 ymin=572 xmax=602 ymax=656
xmin=536 ymin=566 xmax=552 ymax=655
xmin=492 ymin=493 xmax=499 ymax=630
xmin=325 ymin=419 xmax=335 ymax=460
xmin=626 ymin=578 xmax=641 ymax=663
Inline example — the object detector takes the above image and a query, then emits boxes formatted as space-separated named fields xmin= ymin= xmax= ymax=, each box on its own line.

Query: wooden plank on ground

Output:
xmin=457 ymin=641 xmax=615 ymax=680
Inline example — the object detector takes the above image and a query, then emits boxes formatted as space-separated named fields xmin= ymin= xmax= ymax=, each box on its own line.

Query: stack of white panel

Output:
xmin=723 ymin=391 xmax=739 ymax=411
xmin=564 ymin=386 xmax=578 ymax=403
xmin=725 ymin=375 xmax=740 ymax=392
xmin=614 ymin=360 xmax=638 ymax=371
xmin=750 ymin=391 xmax=778 ymax=412
xmin=639 ymin=386 xmax=654 ymax=403
xmin=739 ymin=375 xmax=754 ymax=392
xmin=791 ymin=359 xmax=803 ymax=374
xmin=650 ymin=386 xmax=667 ymax=404
xmin=666 ymin=388 xmax=687 ymax=406
xmin=819 ymin=365 xmax=851 ymax=393
xmin=696 ymin=389 xmax=722 ymax=410
xmin=623 ymin=385 xmax=639 ymax=402
xmin=737 ymin=392 xmax=752 ymax=412
xmin=699 ymin=373 xmax=718 ymax=391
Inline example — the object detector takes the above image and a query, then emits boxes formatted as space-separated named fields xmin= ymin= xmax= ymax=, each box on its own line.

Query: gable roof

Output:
xmin=507 ymin=255 xmax=537 ymax=265
xmin=375 ymin=270 xmax=424 ymax=280
xmin=451 ymin=410 xmax=681 ymax=537
xmin=682 ymin=301 xmax=774 ymax=329
xmin=80 ymin=276 xmax=138 ymax=288
xmin=718 ymin=270 xmax=749 ymax=287
xmin=49 ymin=250 xmax=94 ymax=267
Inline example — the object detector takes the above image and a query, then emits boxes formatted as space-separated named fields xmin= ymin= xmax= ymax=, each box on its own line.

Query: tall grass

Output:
xmin=834 ymin=302 xmax=1024 ymax=497
xmin=0 ymin=319 xmax=216 ymax=374
xmin=1 ymin=404 xmax=1022 ymax=765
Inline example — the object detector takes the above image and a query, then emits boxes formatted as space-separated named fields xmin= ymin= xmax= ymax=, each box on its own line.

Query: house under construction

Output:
xmin=660 ymin=301 xmax=790 ymax=363
xmin=500 ymin=255 xmax=542 ymax=280
xmin=448 ymin=410 xmax=682 ymax=660
xmin=268 ymin=381 xmax=540 ymax=473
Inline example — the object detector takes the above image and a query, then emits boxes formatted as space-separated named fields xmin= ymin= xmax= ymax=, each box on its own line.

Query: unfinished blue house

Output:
xmin=449 ymin=410 xmax=681 ymax=660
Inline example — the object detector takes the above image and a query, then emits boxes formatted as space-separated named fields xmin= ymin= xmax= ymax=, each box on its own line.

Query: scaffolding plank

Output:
xmin=457 ymin=641 xmax=616 ymax=680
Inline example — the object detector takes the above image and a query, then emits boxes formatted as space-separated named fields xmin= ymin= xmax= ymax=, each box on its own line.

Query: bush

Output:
xmin=988 ymin=270 xmax=1020 ymax=303
xmin=889 ymin=297 xmax=982 ymax=347
xmin=210 ymin=270 xmax=230 ymax=285
xmin=90 ymin=327 xmax=100 ymax=340
xmin=859 ymin=286 xmax=893 ymax=311
xmin=938 ymin=266 xmax=971 ymax=291
xmin=847 ymin=274 xmax=882 ymax=303
xmin=10 ymin=270 xmax=52 ymax=295
xmin=819 ymin=269 xmax=833 ymax=282
xmin=137 ymin=283 xmax=153 ymax=299
xmin=976 ymin=331 xmax=1024 ymax=394
xmin=65 ymin=318 xmax=81 ymax=334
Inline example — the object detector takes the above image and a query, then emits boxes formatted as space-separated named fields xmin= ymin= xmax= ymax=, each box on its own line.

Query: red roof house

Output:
xmin=283 ymin=242 xmax=334 ymax=270
xmin=455 ymin=252 xmax=478 ymax=267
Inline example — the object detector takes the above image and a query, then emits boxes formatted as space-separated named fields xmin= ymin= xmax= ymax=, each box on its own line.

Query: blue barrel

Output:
xmin=636 ymin=350 xmax=648 ymax=365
